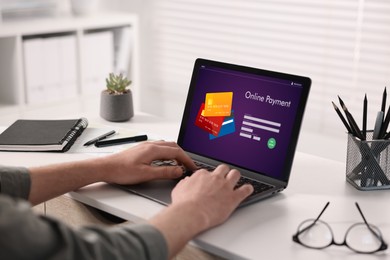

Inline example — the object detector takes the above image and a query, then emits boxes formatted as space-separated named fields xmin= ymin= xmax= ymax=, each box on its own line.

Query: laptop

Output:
xmin=117 ymin=58 xmax=311 ymax=206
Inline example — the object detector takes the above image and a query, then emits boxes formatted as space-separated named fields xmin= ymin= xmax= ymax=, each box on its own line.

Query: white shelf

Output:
xmin=0 ymin=11 xmax=140 ymax=115
xmin=0 ymin=12 xmax=138 ymax=37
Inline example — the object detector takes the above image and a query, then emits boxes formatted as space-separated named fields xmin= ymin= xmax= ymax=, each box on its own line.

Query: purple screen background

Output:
xmin=181 ymin=65 xmax=304 ymax=180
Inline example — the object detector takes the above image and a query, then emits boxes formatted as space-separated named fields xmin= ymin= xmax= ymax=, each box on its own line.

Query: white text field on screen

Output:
xmin=243 ymin=115 xmax=281 ymax=127
xmin=242 ymin=121 xmax=280 ymax=133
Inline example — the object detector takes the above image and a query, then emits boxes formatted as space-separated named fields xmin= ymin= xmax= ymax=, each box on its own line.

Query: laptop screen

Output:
xmin=178 ymin=59 xmax=311 ymax=182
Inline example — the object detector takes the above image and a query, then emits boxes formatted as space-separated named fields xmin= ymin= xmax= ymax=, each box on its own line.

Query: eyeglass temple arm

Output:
xmin=294 ymin=201 xmax=330 ymax=236
xmin=355 ymin=202 xmax=387 ymax=246
xmin=355 ymin=202 xmax=369 ymax=224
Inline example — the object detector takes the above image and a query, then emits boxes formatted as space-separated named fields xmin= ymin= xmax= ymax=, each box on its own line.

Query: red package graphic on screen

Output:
xmin=195 ymin=103 xmax=224 ymax=136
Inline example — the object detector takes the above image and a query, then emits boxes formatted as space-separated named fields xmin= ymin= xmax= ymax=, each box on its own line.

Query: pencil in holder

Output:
xmin=346 ymin=131 xmax=390 ymax=190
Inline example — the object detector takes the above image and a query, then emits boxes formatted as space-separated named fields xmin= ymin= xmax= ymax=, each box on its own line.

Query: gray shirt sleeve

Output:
xmin=0 ymin=166 xmax=168 ymax=260
xmin=0 ymin=165 xmax=31 ymax=199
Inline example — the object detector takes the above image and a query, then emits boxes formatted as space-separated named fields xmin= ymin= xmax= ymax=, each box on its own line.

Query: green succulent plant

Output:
xmin=105 ymin=73 xmax=132 ymax=94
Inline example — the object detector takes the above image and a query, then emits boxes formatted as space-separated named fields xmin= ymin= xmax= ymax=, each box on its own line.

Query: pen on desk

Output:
xmin=363 ymin=94 xmax=367 ymax=139
xmin=338 ymin=96 xmax=365 ymax=140
xmin=95 ymin=134 xmax=148 ymax=147
xmin=83 ymin=130 xmax=116 ymax=146
xmin=332 ymin=101 xmax=352 ymax=133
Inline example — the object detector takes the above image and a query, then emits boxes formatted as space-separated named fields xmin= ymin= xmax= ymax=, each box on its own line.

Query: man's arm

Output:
xmin=28 ymin=141 xmax=196 ymax=205
xmin=0 ymin=195 xmax=168 ymax=260
xmin=2 ymin=141 xmax=252 ymax=259
xmin=0 ymin=152 xmax=173 ymax=260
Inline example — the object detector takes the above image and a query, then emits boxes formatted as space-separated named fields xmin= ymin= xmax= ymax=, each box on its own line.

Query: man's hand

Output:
xmin=99 ymin=141 xmax=197 ymax=185
xmin=172 ymin=164 xmax=253 ymax=229
xmin=150 ymin=164 xmax=253 ymax=259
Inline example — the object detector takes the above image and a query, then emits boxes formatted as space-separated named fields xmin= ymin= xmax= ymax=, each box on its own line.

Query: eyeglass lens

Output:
xmin=297 ymin=220 xmax=332 ymax=248
xmin=345 ymin=223 xmax=383 ymax=253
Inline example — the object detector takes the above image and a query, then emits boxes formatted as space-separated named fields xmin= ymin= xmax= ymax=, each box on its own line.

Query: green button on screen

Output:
xmin=267 ymin=138 xmax=276 ymax=149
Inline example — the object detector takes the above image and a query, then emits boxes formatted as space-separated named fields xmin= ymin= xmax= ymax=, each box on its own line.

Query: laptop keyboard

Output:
xmin=151 ymin=160 xmax=274 ymax=196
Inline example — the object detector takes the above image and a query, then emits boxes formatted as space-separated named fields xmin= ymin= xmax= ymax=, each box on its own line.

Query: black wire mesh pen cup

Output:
xmin=346 ymin=131 xmax=390 ymax=190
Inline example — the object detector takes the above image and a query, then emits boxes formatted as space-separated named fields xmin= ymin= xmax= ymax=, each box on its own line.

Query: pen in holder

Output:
xmin=346 ymin=131 xmax=390 ymax=190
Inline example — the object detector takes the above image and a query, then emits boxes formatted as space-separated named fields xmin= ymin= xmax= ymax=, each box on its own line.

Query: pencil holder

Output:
xmin=346 ymin=131 xmax=390 ymax=190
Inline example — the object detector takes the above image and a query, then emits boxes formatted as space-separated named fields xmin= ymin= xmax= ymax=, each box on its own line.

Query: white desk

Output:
xmin=2 ymin=114 xmax=390 ymax=260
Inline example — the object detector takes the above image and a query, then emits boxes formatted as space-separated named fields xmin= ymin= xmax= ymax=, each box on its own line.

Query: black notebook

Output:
xmin=0 ymin=118 xmax=88 ymax=152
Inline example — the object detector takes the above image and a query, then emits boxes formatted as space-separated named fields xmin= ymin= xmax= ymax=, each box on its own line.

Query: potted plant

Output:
xmin=100 ymin=73 xmax=134 ymax=122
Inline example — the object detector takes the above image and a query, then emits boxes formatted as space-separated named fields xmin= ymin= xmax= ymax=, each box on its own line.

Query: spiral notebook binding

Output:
xmin=61 ymin=117 xmax=88 ymax=152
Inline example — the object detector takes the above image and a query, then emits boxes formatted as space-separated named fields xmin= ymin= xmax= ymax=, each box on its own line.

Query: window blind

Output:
xmin=141 ymin=0 xmax=390 ymax=137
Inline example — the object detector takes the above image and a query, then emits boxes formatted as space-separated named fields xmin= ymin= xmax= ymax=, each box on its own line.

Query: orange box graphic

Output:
xmin=203 ymin=92 xmax=233 ymax=117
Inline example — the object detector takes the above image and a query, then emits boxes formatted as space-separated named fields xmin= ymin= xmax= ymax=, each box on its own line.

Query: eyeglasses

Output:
xmin=292 ymin=202 xmax=388 ymax=254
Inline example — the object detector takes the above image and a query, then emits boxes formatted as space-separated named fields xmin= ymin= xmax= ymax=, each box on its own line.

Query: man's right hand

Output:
xmin=171 ymin=164 xmax=253 ymax=229
xmin=149 ymin=164 xmax=253 ymax=259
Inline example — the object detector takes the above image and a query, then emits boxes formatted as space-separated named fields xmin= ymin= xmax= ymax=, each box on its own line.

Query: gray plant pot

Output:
xmin=100 ymin=90 xmax=134 ymax=122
